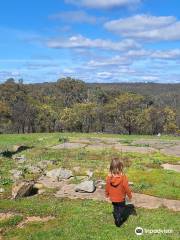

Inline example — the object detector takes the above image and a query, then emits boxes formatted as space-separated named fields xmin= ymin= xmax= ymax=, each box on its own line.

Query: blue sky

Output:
xmin=0 ymin=0 xmax=180 ymax=83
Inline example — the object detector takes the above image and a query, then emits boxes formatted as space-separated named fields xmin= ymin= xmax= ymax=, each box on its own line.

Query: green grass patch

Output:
xmin=0 ymin=197 xmax=179 ymax=240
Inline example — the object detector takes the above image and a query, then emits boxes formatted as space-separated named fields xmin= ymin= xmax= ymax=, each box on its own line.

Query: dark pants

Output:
xmin=112 ymin=201 xmax=136 ymax=227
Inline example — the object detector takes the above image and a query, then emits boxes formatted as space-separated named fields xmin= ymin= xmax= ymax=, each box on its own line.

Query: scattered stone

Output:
xmin=26 ymin=165 xmax=42 ymax=174
xmin=34 ymin=183 xmax=44 ymax=190
xmin=95 ymin=180 xmax=106 ymax=189
xmin=38 ymin=189 xmax=46 ymax=195
xmin=37 ymin=161 xmax=50 ymax=170
xmin=86 ymin=170 xmax=93 ymax=178
xmin=73 ymin=166 xmax=81 ymax=173
xmin=17 ymin=216 xmax=55 ymax=228
xmin=37 ymin=160 xmax=58 ymax=170
xmin=161 ymin=163 xmax=180 ymax=173
xmin=0 ymin=188 xmax=5 ymax=193
xmin=13 ymin=155 xmax=26 ymax=163
xmin=46 ymin=168 xmax=73 ymax=181
xmin=10 ymin=169 xmax=23 ymax=180
xmin=38 ymin=176 xmax=65 ymax=189
xmin=75 ymin=180 xmax=96 ymax=193
xmin=12 ymin=181 xmax=35 ymax=199
xmin=12 ymin=145 xmax=22 ymax=152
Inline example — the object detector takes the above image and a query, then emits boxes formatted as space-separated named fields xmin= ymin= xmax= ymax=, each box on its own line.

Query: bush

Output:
xmin=58 ymin=136 xmax=69 ymax=143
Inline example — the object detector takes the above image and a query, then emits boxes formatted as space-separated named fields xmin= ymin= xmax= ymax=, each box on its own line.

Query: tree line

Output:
xmin=0 ymin=78 xmax=179 ymax=135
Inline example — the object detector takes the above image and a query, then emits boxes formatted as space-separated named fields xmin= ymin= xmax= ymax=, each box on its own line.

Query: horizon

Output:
xmin=1 ymin=0 xmax=180 ymax=84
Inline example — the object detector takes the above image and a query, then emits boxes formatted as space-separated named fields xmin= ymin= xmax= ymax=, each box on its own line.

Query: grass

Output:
xmin=0 ymin=196 xmax=179 ymax=240
xmin=0 ymin=134 xmax=180 ymax=199
xmin=0 ymin=132 xmax=180 ymax=239
xmin=0 ymin=132 xmax=180 ymax=151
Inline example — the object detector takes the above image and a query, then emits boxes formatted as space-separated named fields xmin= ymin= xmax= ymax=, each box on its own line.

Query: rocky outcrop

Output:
xmin=12 ymin=181 xmax=35 ymax=199
xmin=75 ymin=180 xmax=96 ymax=193
xmin=46 ymin=168 xmax=73 ymax=181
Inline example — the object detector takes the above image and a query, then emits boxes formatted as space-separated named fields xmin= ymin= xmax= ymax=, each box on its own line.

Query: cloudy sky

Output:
xmin=0 ymin=0 xmax=180 ymax=83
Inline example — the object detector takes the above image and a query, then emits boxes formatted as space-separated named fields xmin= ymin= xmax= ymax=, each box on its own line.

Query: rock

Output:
xmin=86 ymin=170 xmax=93 ymax=178
xmin=37 ymin=161 xmax=49 ymax=170
xmin=75 ymin=180 xmax=96 ymax=193
xmin=38 ymin=189 xmax=46 ymax=195
xmin=38 ymin=176 xmax=65 ymax=188
xmin=10 ymin=169 xmax=23 ymax=180
xmin=161 ymin=163 xmax=180 ymax=172
xmin=95 ymin=180 xmax=106 ymax=189
xmin=37 ymin=160 xmax=57 ymax=170
xmin=46 ymin=168 xmax=73 ymax=181
xmin=53 ymin=142 xmax=87 ymax=149
xmin=26 ymin=165 xmax=42 ymax=174
xmin=0 ymin=188 xmax=4 ymax=193
xmin=73 ymin=166 xmax=81 ymax=173
xmin=12 ymin=181 xmax=35 ymax=199
xmin=34 ymin=183 xmax=44 ymax=189
xmin=12 ymin=145 xmax=22 ymax=152
xmin=13 ymin=155 xmax=26 ymax=163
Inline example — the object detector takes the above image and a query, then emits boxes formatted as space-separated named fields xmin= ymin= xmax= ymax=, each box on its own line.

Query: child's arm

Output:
xmin=123 ymin=175 xmax=132 ymax=200
xmin=105 ymin=176 xmax=110 ymax=198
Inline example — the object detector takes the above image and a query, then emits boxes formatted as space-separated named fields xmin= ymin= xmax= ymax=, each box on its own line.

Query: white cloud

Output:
xmin=88 ymin=55 xmax=131 ymax=67
xmin=104 ymin=14 xmax=180 ymax=41
xmin=87 ymin=48 xmax=180 ymax=70
xmin=49 ymin=10 xmax=98 ymax=24
xmin=65 ymin=0 xmax=141 ymax=9
xmin=151 ymin=49 xmax=180 ymax=59
xmin=126 ymin=49 xmax=180 ymax=60
xmin=97 ymin=71 xmax=113 ymax=78
xmin=47 ymin=35 xmax=140 ymax=51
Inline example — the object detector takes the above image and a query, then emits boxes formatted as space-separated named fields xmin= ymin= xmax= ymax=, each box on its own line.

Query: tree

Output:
xmin=56 ymin=78 xmax=88 ymax=107
xmin=60 ymin=103 xmax=96 ymax=132
xmin=0 ymin=101 xmax=11 ymax=133
xmin=114 ymin=93 xmax=145 ymax=135
xmin=37 ymin=104 xmax=59 ymax=132
xmin=163 ymin=107 xmax=177 ymax=134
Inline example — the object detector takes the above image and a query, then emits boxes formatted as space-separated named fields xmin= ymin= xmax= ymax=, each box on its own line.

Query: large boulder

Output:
xmin=46 ymin=168 xmax=73 ymax=181
xmin=75 ymin=180 xmax=96 ymax=193
xmin=12 ymin=181 xmax=34 ymax=199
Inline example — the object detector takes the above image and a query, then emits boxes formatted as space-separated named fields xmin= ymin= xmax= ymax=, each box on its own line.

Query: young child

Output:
xmin=105 ymin=157 xmax=136 ymax=227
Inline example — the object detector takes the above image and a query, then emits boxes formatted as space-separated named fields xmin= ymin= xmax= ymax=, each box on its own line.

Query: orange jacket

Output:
xmin=105 ymin=174 xmax=132 ymax=202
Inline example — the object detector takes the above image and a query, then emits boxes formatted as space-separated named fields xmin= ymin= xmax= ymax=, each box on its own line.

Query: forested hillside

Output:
xmin=0 ymin=78 xmax=180 ymax=135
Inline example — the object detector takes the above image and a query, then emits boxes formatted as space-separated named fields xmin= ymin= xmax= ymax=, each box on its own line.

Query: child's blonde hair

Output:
xmin=110 ymin=157 xmax=123 ymax=175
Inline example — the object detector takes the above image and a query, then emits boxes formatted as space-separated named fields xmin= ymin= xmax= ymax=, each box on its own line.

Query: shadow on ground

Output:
xmin=0 ymin=146 xmax=33 ymax=158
